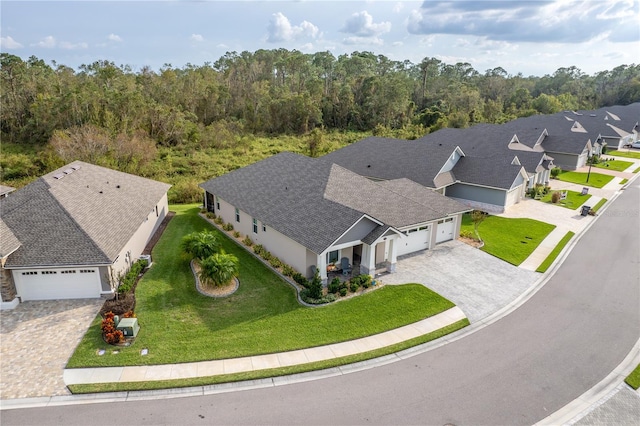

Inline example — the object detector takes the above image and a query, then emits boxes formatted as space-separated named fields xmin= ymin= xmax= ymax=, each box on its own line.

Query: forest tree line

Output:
xmin=1 ymin=50 xmax=639 ymax=201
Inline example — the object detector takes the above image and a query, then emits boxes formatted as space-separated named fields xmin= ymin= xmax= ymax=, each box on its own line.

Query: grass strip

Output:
xmin=591 ymin=198 xmax=607 ymax=213
xmin=535 ymin=232 xmax=575 ymax=273
xmin=625 ymin=363 xmax=640 ymax=390
xmin=620 ymin=178 xmax=628 ymax=184
xmin=68 ymin=318 xmax=469 ymax=394
xmin=634 ymin=167 xmax=640 ymax=173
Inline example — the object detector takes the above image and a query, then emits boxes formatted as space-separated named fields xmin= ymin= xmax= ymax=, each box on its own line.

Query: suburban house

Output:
xmin=200 ymin=152 xmax=470 ymax=283
xmin=323 ymin=131 xmax=532 ymax=214
xmin=0 ymin=161 xmax=171 ymax=309
xmin=576 ymin=103 xmax=640 ymax=150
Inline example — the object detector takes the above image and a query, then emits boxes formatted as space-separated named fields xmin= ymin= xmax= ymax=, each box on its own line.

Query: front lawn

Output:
xmin=591 ymin=198 xmax=607 ymax=212
xmin=68 ymin=205 xmax=458 ymax=368
xmin=461 ymin=215 xmax=555 ymax=265
xmin=539 ymin=190 xmax=591 ymax=210
xmin=593 ymin=159 xmax=634 ymax=172
xmin=608 ymin=149 xmax=640 ymax=160
xmin=555 ymin=170 xmax=614 ymax=188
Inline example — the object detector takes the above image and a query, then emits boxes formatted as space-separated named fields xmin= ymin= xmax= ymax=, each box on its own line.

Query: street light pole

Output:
xmin=587 ymin=154 xmax=592 ymax=183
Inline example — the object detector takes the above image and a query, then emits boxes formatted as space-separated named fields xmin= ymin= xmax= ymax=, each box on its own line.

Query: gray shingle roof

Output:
xmin=0 ymin=218 xmax=21 ymax=258
xmin=1 ymin=161 xmax=171 ymax=268
xmin=452 ymin=157 xmax=524 ymax=190
xmin=200 ymin=153 xmax=468 ymax=254
xmin=320 ymin=136 xmax=461 ymax=188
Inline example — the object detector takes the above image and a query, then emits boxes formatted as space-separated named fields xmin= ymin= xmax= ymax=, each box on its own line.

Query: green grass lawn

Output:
xmin=539 ymin=190 xmax=591 ymax=210
xmin=555 ymin=170 xmax=614 ymax=188
xmin=634 ymin=167 xmax=640 ymax=174
xmin=536 ymin=232 xmax=575 ymax=273
xmin=625 ymin=363 xmax=640 ymax=390
xmin=68 ymin=205 xmax=458 ymax=368
xmin=620 ymin=178 xmax=629 ymax=184
xmin=608 ymin=150 xmax=640 ymax=160
xmin=593 ymin=159 xmax=634 ymax=172
xmin=461 ymin=215 xmax=555 ymax=266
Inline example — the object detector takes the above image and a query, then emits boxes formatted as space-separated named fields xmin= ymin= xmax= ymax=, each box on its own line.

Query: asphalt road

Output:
xmin=4 ymin=182 xmax=639 ymax=426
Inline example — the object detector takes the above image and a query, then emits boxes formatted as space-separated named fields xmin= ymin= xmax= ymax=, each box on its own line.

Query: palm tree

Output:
xmin=199 ymin=252 xmax=239 ymax=287
xmin=181 ymin=231 xmax=219 ymax=260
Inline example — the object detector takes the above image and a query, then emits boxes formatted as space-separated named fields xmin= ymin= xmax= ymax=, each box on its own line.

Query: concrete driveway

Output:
xmin=381 ymin=240 xmax=539 ymax=323
xmin=0 ymin=299 xmax=102 ymax=399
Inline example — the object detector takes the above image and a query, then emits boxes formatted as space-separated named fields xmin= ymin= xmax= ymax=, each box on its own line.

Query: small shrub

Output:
xmin=101 ymin=311 xmax=124 ymax=345
xmin=222 ymin=223 xmax=234 ymax=231
xmin=253 ymin=244 xmax=264 ymax=255
xmin=269 ymin=256 xmax=283 ymax=269
xmin=232 ymin=230 xmax=241 ymax=238
xmin=360 ymin=274 xmax=372 ymax=288
xmin=200 ymin=208 xmax=207 ymax=214
xmin=282 ymin=264 xmax=295 ymax=277
xmin=551 ymin=191 xmax=561 ymax=203
xmin=543 ymin=186 xmax=551 ymax=195
xmin=551 ymin=167 xmax=561 ymax=178
xmin=328 ymin=277 xmax=341 ymax=294
xmin=214 ymin=216 xmax=224 ymax=225
xmin=308 ymin=270 xmax=323 ymax=299
xmin=261 ymin=251 xmax=272 ymax=261
xmin=123 ymin=310 xmax=136 ymax=318
xmin=205 ymin=212 xmax=215 ymax=219
xmin=292 ymin=273 xmax=309 ymax=289
xmin=242 ymin=236 xmax=253 ymax=246
xmin=460 ymin=229 xmax=475 ymax=239
xmin=339 ymin=287 xmax=348 ymax=296
xmin=527 ymin=187 xmax=536 ymax=198
xmin=350 ymin=281 xmax=360 ymax=292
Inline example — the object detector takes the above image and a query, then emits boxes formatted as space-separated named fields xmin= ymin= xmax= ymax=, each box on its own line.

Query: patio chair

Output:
xmin=310 ymin=265 xmax=317 ymax=278
xmin=340 ymin=257 xmax=352 ymax=276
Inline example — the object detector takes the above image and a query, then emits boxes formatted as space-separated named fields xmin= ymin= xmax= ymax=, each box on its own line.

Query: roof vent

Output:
xmin=63 ymin=168 xmax=75 ymax=175
xmin=116 ymin=185 xmax=121 ymax=189
xmin=99 ymin=190 xmax=103 ymax=194
xmin=71 ymin=165 xmax=81 ymax=171
xmin=367 ymin=165 xmax=371 ymax=168
xmin=53 ymin=173 xmax=65 ymax=180
xmin=590 ymin=114 xmax=596 ymax=117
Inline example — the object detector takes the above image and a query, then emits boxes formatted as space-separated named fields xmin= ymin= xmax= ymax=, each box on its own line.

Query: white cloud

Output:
xmin=59 ymin=41 xmax=88 ymax=50
xmin=393 ymin=2 xmax=404 ymax=14
xmin=341 ymin=11 xmax=391 ymax=37
xmin=267 ymin=12 xmax=319 ymax=43
xmin=191 ymin=34 xmax=204 ymax=42
xmin=0 ymin=36 xmax=23 ymax=49
xmin=392 ymin=41 xmax=403 ymax=47
xmin=33 ymin=35 xmax=56 ymax=48
xmin=216 ymin=43 xmax=228 ymax=48
xmin=343 ymin=36 xmax=384 ymax=46
xmin=108 ymin=33 xmax=123 ymax=42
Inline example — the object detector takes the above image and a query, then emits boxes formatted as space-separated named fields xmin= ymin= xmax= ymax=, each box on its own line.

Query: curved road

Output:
xmin=4 ymin=182 xmax=639 ymax=425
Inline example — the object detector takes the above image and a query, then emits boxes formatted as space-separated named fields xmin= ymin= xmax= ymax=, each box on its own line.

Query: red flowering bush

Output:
xmin=101 ymin=311 xmax=124 ymax=344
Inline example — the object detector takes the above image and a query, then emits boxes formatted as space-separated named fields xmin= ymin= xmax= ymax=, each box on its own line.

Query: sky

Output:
xmin=1 ymin=1 xmax=639 ymax=77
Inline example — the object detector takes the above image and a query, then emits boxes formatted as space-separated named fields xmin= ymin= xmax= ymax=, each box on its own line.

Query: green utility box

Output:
xmin=116 ymin=318 xmax=140 ymax=338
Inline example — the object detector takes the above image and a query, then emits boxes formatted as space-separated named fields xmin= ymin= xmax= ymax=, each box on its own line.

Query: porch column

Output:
xmin=316 ymin=253 xmax=328 ymax=285
xmin=360 ymin=244 xmax=376 ymax=277
xmin=387 ymin=238 xmax=397 ymax=273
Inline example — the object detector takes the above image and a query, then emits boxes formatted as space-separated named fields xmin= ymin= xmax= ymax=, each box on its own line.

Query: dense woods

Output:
xmin=2 ymin=50 xmax=639 ymax=201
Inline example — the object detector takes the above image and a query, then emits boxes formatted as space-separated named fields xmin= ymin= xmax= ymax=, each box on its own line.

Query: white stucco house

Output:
xmin=0 ymin=161 xmax=171 ymax=309
xmin=200 ymin=153 xmax=470 ymax=283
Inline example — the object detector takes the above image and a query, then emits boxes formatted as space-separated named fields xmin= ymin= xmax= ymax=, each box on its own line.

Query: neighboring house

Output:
xmin=200 ymin=152 xmax=469 ymax=283
xmin=577 ymin=103 xmax=640 ymax=151
xmin=0 ymin=161 xmax=171 ymax=309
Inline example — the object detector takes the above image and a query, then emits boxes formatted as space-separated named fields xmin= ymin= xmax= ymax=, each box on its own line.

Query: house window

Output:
xmin=235 ymin=208 xmax=240 ymax=223
xmin=80 ymin=269 xmax=95 ymax=273
xmin=252 ymin=218 xmax=258 ymax=234
xmin=61 ymin=270 xmax=76 ymax=274
xmin=262 ymin=223 xmax=266 ymax=232
xmin=216 ymin=196 xmax=220 ymax=210
xmin=21 ymin=271 xmax=37 ymax=276
xmin=326 ymin=250 xmax=339 ymax=264
xmin=41 ymin=271 xmax=57 ymax=275
xmin=155 ymin=205 xmax=159 ymax=217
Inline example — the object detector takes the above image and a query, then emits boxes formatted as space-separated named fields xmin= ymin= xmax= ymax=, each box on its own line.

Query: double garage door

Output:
xmin=14 ymin=268 xmax=102 ymax=301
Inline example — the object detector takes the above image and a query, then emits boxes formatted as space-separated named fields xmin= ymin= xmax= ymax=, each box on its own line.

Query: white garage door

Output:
xmin=436 ymin=218 xmax=455 ymax=243
xmin=15 ymin=268 xmax=102 ymax=301
xmin=397 ymin=226 xmax=430 ymax=256
xmin=505 ymin=186 xmax=522 ymax=208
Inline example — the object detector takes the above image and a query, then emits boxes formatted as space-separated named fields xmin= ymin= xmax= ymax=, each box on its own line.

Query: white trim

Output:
xmin=322 ymin=214 xmax=384 ymax=252
xmin=5 ymin=263 xmax=110 ymax=270
xmin=435 ymin=146 xmax=465 ymax=176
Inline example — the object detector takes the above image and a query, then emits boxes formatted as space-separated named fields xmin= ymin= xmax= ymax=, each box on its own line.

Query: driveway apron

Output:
xmin=0 ymin=299 xmax=103 ymax=399
xmin=382 ymin=240 xmax=539 ymax=323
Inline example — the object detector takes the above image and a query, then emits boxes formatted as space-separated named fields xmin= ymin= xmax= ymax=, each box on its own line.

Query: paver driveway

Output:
xmin=382 ymin=240 xmax=539 ymax=322
xmin=0 ymin=299 xmax=102 ymax=399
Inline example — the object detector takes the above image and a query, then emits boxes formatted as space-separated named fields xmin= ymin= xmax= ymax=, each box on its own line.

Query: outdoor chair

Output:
xmin=340 ymin=257 xmax=352 ymax=276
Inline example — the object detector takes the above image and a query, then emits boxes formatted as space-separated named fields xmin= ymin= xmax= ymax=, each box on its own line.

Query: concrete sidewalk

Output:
xmin=63 ymin=306 xmax=466 ymax=386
